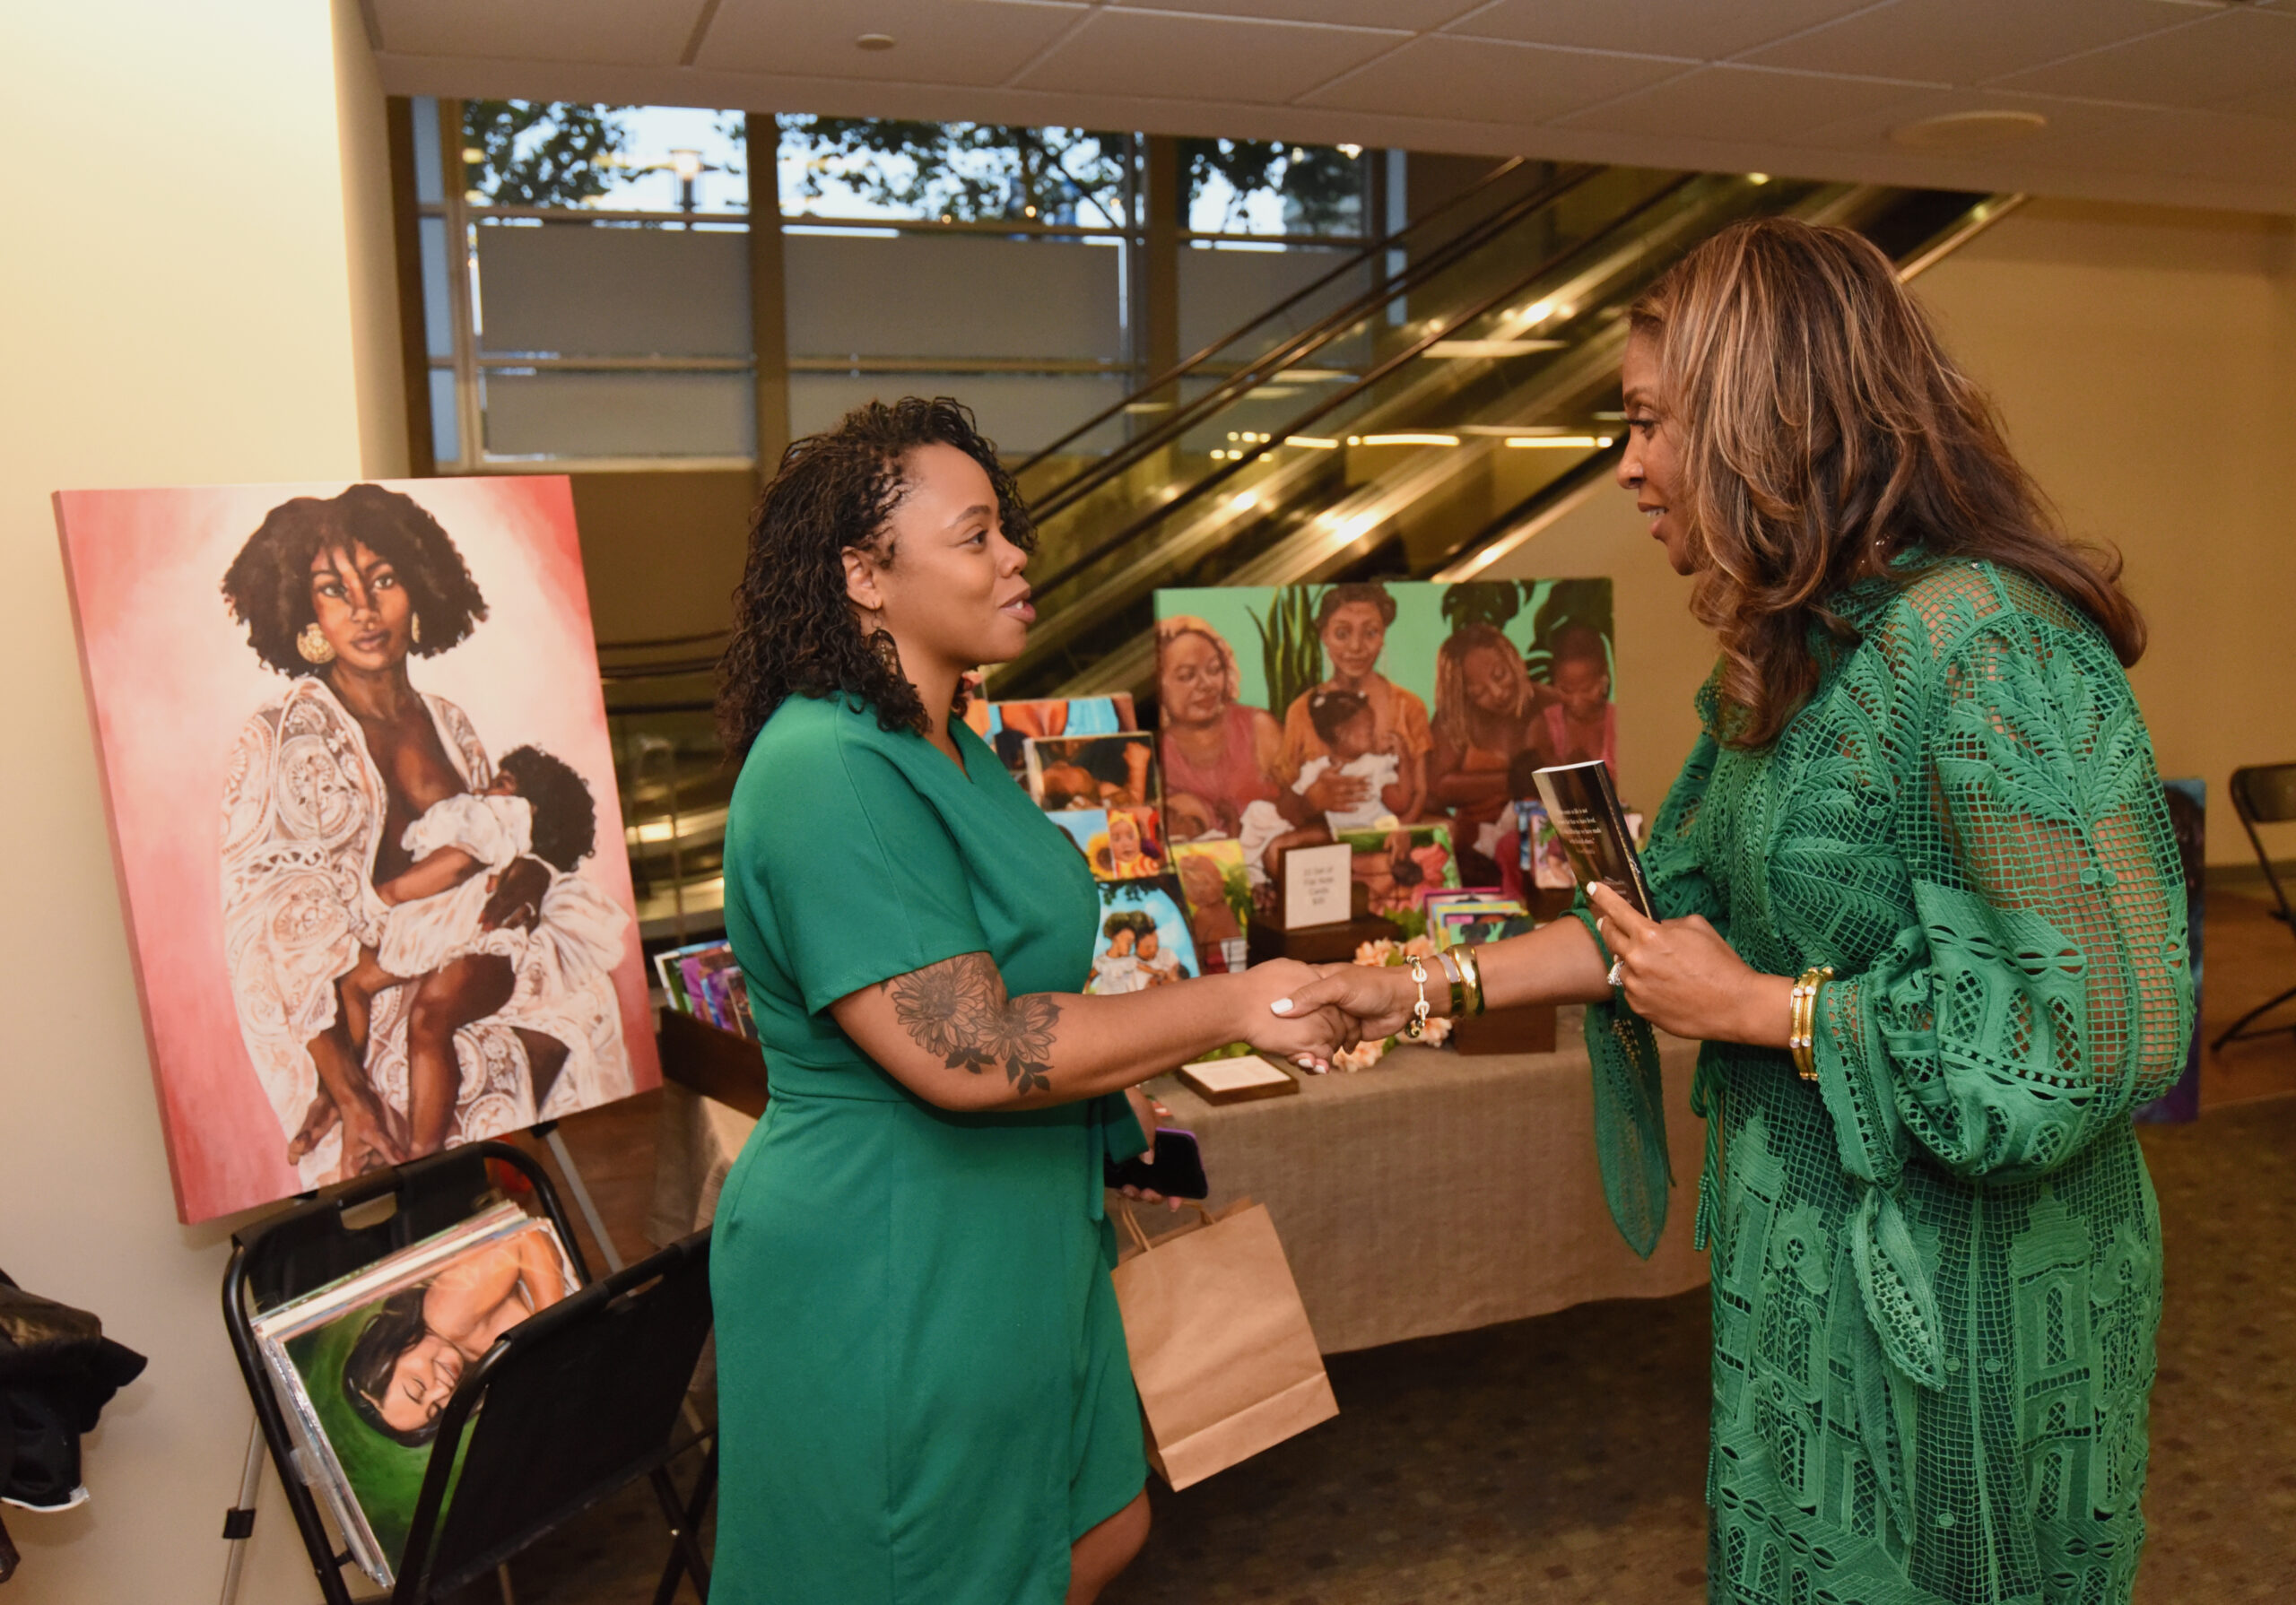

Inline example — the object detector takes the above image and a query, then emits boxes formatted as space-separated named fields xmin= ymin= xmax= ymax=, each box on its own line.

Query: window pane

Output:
xmin=483 ymin=371 xmax=753 ymax=459
xmin=1185 ymin=140 xmax=1366 ymax=236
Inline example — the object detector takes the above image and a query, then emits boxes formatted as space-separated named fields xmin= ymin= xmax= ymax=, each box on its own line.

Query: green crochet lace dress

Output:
xmin=1578 ymin=560 xmax=2192 ymax=1605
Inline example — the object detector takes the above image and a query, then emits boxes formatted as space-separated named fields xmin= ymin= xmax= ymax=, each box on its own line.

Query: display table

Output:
xmin=647 ymin=1009 xmax=1712 ymax=1356
xmin=1144 ymin=1010 xmax=1709 ymax=1355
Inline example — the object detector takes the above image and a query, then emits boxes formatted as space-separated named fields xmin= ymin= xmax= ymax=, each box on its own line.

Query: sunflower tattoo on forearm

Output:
xmin=886 ymin=953 xmax=1060 ymax=1093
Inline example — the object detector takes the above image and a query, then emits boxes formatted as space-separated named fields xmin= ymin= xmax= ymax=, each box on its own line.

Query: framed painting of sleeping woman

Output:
xmin=55 ymin=477 xmax=660 ymax=1223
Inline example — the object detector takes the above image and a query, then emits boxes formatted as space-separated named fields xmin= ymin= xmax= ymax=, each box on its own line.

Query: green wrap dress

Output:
xmin=1579 ymin=561 xmax=2192 ymax=1605
xmin=710 ymin=693 xmax=1148 ymax=1605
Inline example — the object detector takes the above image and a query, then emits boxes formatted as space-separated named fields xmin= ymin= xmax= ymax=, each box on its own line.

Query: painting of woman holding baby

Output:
xmin=216 ymin=485 xmax=639 ymax=1187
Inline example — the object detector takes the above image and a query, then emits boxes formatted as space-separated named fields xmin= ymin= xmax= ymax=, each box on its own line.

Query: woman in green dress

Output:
xmin=1278 ymin=220 xmax=2192 ymax=1603
xmin=709 ymin=397 xmax=1347 ymax=1605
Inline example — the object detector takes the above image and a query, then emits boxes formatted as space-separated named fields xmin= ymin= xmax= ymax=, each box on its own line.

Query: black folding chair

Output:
xmin=2215 ymin=762 xmax=2296 ymax=1052
xmin=222 ymin=1141 xmax=716 ymax=1604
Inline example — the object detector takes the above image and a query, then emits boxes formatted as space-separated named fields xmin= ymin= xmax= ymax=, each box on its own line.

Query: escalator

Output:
xmin=601 ymin=164 xmax=2022 ymax=933
xmin=992 ymin=175 xmax=2019 ymax=700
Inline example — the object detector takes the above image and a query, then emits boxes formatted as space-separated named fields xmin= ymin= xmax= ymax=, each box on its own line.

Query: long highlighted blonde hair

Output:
xmin=1630 ymin=217 xmax=2143 ymax=748
xmin=1431 ymin=622 xmax=1533 ymax=753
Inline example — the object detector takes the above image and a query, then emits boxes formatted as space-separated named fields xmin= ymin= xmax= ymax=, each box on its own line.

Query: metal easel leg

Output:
xmin=542 ymin=1124 xmax=626 ymax=1274
xmin=217 ymin=1410 xmax=266 ymax=1605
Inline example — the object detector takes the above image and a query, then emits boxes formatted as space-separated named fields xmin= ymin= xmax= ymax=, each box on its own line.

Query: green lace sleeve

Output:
xmin=1813 ymin=581 xmax=2195 ymax=1193
xmin=1567 ymin=728 xmax=1722 ymax=1259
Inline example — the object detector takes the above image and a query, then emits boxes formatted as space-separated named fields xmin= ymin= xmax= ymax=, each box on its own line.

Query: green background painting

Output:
xmin=1154 ymin=579 xmax=1613 ymax=721
xmin=285 ymin=1301 xmax=435 ymax=1566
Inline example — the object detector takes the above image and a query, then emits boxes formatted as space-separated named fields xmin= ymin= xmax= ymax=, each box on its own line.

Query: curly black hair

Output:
xmin=1306 ymin=688 xmax=1371 ymax=747
xmin=715 ymin=397 xmax=1035 ymax=756
xmin=497 ymin=745 xmax=596 ymax=872
xmin=221 ymin=484 xmax=487 ymax=677
xmin=342 ymin=1288 xmax=440 ymax=1448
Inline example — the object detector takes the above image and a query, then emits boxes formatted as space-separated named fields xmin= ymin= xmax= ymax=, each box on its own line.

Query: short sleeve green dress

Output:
xmin=1576 ymin=562 xmax=2192 ymax=1605
xmin=709 ymin=692 xmax=1149 ymax=1605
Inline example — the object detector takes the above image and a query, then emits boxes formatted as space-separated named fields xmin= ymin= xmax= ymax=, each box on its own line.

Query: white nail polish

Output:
xmin=1271 ymin=998 xmax=1293 ymax=1014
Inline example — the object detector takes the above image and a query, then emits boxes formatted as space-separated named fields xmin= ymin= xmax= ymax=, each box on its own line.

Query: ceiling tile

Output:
xmin=374 ymin=0 xmax=709 ymax=65
xmin=698 ymin=0 xmax=1087 ymax=85
xmin=1995 ymin=6 xmax=2296 ymax=108
xmin=1014 ymin=10 xmax=1405 ymax=103
xmin=1300 ymin=35 xmax=1686 ymax=122
xmin=2213 ymin=79 xmax=2296 ymax=122
xmin=1447 ymin=0 xmax=1876 ymax=65
xmin=1556 ymin=63 xmax=1935 ymax=143
xmin=1109 ymin=0 xmax=1484 ymax=30
xmin=1747 ymin=0 xmax=2193 ymax=87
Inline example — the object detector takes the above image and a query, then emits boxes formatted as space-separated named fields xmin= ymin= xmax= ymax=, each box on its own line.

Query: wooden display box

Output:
xmin=657 ymin=1007 xmax=768 ymax=1116
xmin=1450 ymin=1002 xmax=1558 ymax=1055
xmin=1245 ymin=914 xmax=1401 ymax=967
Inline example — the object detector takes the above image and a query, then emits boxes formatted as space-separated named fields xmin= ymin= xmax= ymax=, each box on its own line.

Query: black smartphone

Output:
xmin=1104 ymin=1128 xmax=1208 ymax=1200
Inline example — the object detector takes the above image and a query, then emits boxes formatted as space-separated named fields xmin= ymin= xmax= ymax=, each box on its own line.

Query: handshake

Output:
xmin=1226 ymin=959 xmax=1428 ymax=1073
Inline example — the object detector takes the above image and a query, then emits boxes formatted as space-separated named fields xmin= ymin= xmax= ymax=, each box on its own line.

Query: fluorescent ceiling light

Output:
xmin=1889 ymin=109 xmax=2048 ymax=152
xmin=1505 ymin=435 xmax=1605 ymax=448
xmin=1356 ymin=432 xmax=1459 ymax=447
xmin=1283 ymin=435 xmax=1338 ymax=449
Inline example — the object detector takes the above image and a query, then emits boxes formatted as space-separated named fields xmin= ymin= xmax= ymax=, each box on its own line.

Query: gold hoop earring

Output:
xmin=296 ymin=623 xmax=335 ymax=665
xmin=410 ymin=612 xmax=422 ymax=646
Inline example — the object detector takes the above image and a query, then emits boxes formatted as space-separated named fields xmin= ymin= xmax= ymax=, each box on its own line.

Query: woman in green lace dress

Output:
xmin=1279 ymin=220 xmax=2192 ymax=1604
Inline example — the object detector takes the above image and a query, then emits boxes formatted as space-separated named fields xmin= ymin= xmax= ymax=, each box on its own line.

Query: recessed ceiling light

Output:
xmin=1888 ymin=109 xmax=2048 ymax=152
xmin=857 ymin=32 xmax=895 ymax=51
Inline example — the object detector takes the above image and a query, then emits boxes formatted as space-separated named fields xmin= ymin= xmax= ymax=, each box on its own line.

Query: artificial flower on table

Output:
xmin=1331 ymin=933 xmax=1452 ymax=1071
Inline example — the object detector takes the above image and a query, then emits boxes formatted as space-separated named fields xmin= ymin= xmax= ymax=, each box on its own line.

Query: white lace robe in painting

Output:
xmin=221 ymin=678 xmax=634 ymax=1185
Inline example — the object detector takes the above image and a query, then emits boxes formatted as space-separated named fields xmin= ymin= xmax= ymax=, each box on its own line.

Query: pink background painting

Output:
xmin=55 ymin=477 xmax=660 ymax=1223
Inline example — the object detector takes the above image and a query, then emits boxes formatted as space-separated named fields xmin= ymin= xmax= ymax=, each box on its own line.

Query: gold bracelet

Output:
xmin=1455 ymin=943 xmax=1487 ymax=1017
xmin=1434 ymin=950 xmax=1466 ymax=1018
xmin=1404 ymin=955 xmax=1431 ymax=1039
xmin=1788 ymin=965 xmax=1833 ymax=1081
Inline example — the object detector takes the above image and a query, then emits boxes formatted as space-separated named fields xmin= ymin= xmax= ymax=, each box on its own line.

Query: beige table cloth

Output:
xmin=1142 ymin=1007 xmax=1709 ymax=1355
xmin=647 ymin=1080 xmax=761 ymax=1247
xmin=648 ymin=1008 xmax=1711 ymax=1354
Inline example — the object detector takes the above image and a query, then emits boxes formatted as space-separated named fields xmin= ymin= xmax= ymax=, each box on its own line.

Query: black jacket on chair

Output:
xmin=0 ymin=1266 xmax=149 ymax=1577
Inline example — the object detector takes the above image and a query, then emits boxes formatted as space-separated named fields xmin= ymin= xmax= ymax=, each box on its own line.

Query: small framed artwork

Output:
xmin=1024 ymin=731 xmax=1161 ymax=812
xmin=1171 ymin=838 xmax=1251 ymax=972
xmin=250 ymin=1200 xmax=580 ymax=1585
xmin=966 ymin=693 xmax=1139 ymax=779
xmin=1332 ymin=821 xmax=1460 ymax=916
xmin=1086 ymin=878 xmax=1201 ymax=994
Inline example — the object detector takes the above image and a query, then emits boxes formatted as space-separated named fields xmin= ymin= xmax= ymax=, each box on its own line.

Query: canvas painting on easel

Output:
xmin=55 ymin=478 xmax=661 ymax=1223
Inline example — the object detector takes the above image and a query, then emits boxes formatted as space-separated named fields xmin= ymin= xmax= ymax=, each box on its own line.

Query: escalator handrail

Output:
xmin=1013 ymin=155 xmax=1544 ymax=477
xmin=1025 ymin=164 xmax=1611 ymax=524
xmin=1022 ymin=175 xmax=1707 ymax=604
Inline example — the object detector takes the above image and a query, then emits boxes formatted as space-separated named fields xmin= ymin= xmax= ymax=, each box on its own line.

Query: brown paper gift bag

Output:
xmin=1111 ymin=1198 xmax=1339 ymax=1489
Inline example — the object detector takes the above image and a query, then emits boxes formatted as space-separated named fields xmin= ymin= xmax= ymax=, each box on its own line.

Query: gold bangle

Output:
xmin=1455 ymin=943 xmax=1487 ymax=1017
xmin=1434 ymin=950 xmax=1466 ymax=1018
xmin=1789 ymin=965 xmax=1832 ymax=1081
xmin=1404 ymin=954 xmax=1431 ymax=1039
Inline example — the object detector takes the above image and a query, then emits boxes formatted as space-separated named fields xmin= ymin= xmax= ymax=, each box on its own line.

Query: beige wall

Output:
xmin=334 ymin=0 xmax=411 ymax=481
xmin=1491 ymin=197 xmax=2296 ymax=867
xmin=0 ymin=2 xmax=399 ymax=1601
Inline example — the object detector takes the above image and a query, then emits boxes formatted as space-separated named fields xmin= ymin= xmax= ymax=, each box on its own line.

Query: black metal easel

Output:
xmin=220 ymin=1141 xmax=715 ymax=1604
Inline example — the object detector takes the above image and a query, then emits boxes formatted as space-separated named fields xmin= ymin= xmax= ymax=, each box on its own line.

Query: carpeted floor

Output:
xmin=451 ymin=886 xmax=2296 ymax=1604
